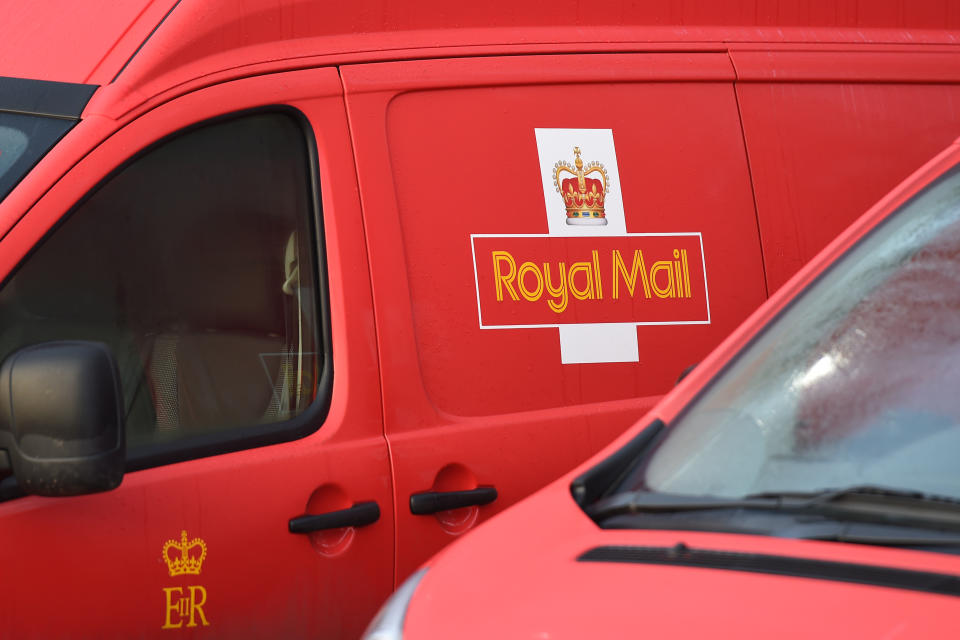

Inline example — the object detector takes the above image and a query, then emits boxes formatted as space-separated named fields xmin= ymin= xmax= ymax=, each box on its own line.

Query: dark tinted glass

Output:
xmin=0 ymin=112 xmax=74 ymax=201
xmin=0 ymin=113 xmax=321 ymax=452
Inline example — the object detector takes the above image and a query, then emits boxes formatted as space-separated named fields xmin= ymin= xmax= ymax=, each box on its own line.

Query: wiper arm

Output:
xmin=744 ymin=484 xmax=956 ymax=506
xmin=750 ymin=485 xmax=960 ymax=529
xmin=586 ymin=491 xmax=786 ymax=521
xmin=588 ymin=485 xmax=960 ymax=529
xmin=801 ymin=530 xmax=960 ymax=547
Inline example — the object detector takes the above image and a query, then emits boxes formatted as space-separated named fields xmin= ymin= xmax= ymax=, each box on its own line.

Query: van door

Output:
xmin=342 ymin=53 xmax=768 ymax=580
xmin=0 ymin=68 xmax=392 ymax=638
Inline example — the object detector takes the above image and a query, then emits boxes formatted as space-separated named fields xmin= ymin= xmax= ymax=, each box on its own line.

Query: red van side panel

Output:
xmin=344 ymin=53 xmax=767 ymax=580
xmin=733 ymin=50 xmax=960 ymax=292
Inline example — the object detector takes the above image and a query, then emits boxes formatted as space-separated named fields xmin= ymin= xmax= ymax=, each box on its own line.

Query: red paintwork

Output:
xmin=408 ymin=487 xmax=960 ymax=638
xmin=732 ymin=49 xmax=960 ymax=293
xmin=402 ymin=140 xmax=960 ymax=640
xmin=0 ymin=0 xmax=179 ymax=84
xmin=0 ymin=1 xmax=959 ymax=636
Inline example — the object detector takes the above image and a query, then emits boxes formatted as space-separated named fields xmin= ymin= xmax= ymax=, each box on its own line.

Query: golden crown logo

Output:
xmin=553 ymin=146 xmax=610 ymax=226
xmin=162 ymin=530 xmax=207 ymax=577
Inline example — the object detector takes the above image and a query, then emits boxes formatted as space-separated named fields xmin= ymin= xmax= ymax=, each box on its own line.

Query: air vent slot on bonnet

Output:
xmin=578 ymin=544 xmax=960 ymax=597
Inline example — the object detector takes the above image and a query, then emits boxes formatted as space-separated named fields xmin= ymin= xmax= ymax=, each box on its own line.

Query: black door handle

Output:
xmin=410 ymin=487 xmax=498 ymax=515
xmin=288 ymin=501 xmax=380 ymax=534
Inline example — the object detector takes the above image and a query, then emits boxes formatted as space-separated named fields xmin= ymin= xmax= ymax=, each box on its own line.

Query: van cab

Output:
xmin=0 ymin=1 xmax=959 ymax=637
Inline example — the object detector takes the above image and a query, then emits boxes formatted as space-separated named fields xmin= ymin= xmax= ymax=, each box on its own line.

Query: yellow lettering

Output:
xmin=612 ymin=250 xmax=651 ymax=299
xmin=163 ymin=585 xmax=210 ymax=630
xmin=591 ymin=250 xmax=603 ymax=300
xmin=682 ymin=249 xmax=692 ymax=297
xmin=568 ymin=262 xmax=595 ymax=300
xmin=673 ymin=250 xmax=683 ymax=298
xmin=543 ymin=262 xmax=569 ymax=313
xmin=162 ymin=587 xmax=184 ymax=630
xmin=517 ymin=262 xmax=544 ymax=302
xmin=492 ymin=251 xmax=519 ymax=302
xmin=650 ymin=261 xmax=675 ymax=298
xmin=187 ymin=585 xmax=210 ymax=628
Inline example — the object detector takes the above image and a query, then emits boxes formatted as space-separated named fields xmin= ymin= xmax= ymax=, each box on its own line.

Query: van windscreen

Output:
xmin=0 ymin=112 xmax=74 ymax=202
xmin=0 ymin=76 xmax=98 ymax=204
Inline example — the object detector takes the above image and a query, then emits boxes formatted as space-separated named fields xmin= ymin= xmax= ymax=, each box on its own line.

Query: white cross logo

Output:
xmin=534 ymin=128 xmax=639 ymax=364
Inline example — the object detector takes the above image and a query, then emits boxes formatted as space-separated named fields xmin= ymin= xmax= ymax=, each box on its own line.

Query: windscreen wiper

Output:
xmin=586 ymin=491 xmax=792 ymax=521
xmin=799 ymin=529 xmax=960 ymax=547
xmin=588 ymin=485 xmax=960 ymax=530
xmin=744 ymin=484 xmax=949 ymax=504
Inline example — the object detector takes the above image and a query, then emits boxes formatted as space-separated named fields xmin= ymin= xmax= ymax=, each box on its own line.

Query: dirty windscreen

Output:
xmin=620 ymin=163 xmax=960 ymax=501
xmin=0 ymin=112 xmax=74 ymax=202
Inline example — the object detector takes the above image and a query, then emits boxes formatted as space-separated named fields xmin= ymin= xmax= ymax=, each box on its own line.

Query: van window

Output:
xmin=0 ymin=112 xmax=322 ymax=455
xmin=0 ymin=112 xmax=74 ymax=201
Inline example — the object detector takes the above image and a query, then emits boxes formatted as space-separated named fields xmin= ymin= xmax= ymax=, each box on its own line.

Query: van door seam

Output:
xmin=335 ymin=64 xmax=401 ymax=590
xmin=729 ymin=50 xmax=770 ymax=299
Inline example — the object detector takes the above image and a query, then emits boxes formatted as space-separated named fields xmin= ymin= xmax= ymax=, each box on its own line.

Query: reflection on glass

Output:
xmin=0 ymin=126 xmax=28 ymax=178
xmin=0 ymin=113 xmax=74 ymax=201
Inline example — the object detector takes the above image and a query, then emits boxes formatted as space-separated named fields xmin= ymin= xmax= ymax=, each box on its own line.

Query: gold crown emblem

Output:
xmin=162 ymin=530 xmax=207 ymax=577
xmin=553 ymin=146 xmax=610 ymax=226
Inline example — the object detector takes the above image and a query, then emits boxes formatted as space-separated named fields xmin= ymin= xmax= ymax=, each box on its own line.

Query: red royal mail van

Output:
xmin=366 ymin=138 xmax=960 ymax=640
xmin=1 ymin=1 xmax=960 ymax=637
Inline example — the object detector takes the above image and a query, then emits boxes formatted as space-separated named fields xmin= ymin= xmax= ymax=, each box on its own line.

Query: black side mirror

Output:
xmin=0 ymin=341 xmax=125 ymax=496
